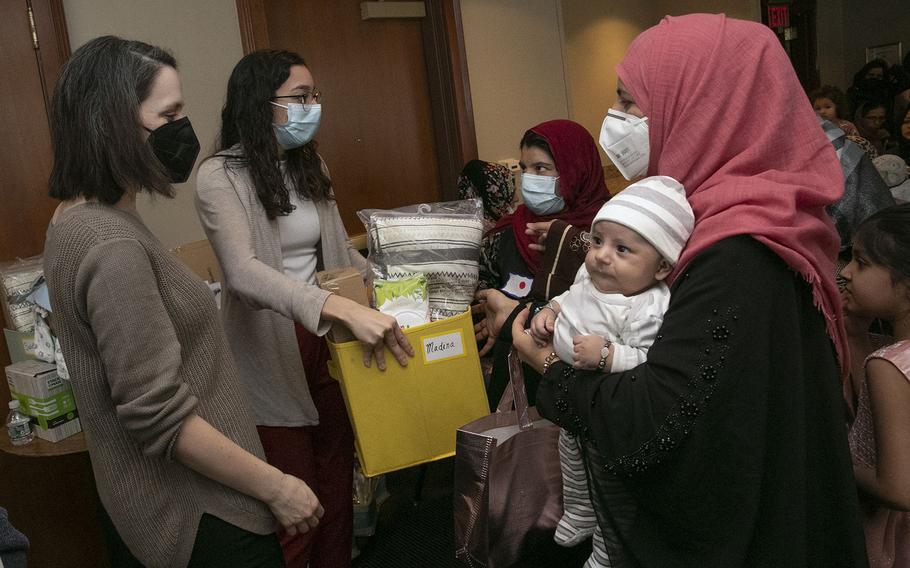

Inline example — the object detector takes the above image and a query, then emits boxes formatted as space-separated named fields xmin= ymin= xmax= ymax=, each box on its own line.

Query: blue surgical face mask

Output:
xmin=271 ymin=102 xmax=321 ymax=150
xmin=521 ymin=173 xmax=564 ymax=215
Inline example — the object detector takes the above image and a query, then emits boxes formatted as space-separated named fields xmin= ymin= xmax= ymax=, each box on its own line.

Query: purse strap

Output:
xmin=494 ymin=348 xmax=533 ymax=430
xmin=543 ymin=221 xmax=573 ymax=300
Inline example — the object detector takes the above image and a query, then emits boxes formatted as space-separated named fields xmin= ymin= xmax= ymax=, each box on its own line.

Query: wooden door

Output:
xmin=236 ymin=0 xmax=477 ymax=234
xmin=762 ymin=0 xmax=819 ymax=91
xmin=0 ymin=1 xmax=60 ymax=267
xmin=0 ymin=2 xmax=109 ymax=567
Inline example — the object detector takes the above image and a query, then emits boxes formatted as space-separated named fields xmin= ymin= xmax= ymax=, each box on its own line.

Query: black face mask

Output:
xmin=858 ymin=77 xmax=887 ymax=92
xmin=146 ymin=117 xmax=201 ymax=183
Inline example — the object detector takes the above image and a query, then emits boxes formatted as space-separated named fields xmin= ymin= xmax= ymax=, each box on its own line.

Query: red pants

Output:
xmin=257 ymin=324 xmax=354 ymax=568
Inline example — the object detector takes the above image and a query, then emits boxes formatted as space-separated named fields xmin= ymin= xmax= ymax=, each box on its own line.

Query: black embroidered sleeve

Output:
xmin=536 ymin=362 xmax=588 ymax=436
xmin=536 ymin=236 xmax=785 ymax=478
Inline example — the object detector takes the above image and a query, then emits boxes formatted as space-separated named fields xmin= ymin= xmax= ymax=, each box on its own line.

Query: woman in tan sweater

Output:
xmin=44 ymin=36 xmax=322 ymax=568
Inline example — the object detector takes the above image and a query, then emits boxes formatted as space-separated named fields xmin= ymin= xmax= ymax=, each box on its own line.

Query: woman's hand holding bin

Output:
xmin=322 ymin=294 xmax=414 ymax=371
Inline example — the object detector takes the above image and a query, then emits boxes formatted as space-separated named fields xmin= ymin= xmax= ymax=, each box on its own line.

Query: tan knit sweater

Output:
xmin=44 ymin=204 xmax=275 ymax=568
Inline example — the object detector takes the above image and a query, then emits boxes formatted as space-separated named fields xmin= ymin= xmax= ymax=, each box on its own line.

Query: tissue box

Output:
xmin=316 ymin=267 xmax=369 ymax=342
xmin=170 ymin=240 xmax=222 ymax=283
xmin=5 ymin=360 xmax=81 ymax=442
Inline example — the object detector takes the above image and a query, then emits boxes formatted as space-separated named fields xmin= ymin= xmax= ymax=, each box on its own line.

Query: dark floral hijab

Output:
xmin=457 ymin=159 xmax=515 ymax=232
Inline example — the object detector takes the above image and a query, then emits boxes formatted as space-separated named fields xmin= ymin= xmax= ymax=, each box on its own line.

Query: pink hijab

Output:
xmin=617 ymin=14 xmax=849 ymax=379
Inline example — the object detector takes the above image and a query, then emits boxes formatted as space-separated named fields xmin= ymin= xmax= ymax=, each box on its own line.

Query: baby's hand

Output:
xmin=530 ymin=307 xmax=557 ymax=346
xmin=572 ymin=335 xmax=605 ymax=369
xmin=530 ymin=300 xmax=559 ymax=347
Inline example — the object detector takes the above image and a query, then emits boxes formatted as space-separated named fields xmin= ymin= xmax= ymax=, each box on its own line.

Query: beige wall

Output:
xmin=559 ymin=1 xmax=657 ymax=155
xmin=559 ymin=0 xmax=760 ymax=150
xmin=460 ymin=0 xmax=570 ymax=162
xmin=816 ymin=0 xmax=847 ymax=88
xmin=63 ymin=0 xmax=243 ymax=248
xmin=656 ymin=0 xmax=759 ymax=22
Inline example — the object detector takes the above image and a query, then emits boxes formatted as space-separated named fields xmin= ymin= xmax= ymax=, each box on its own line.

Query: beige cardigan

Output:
xmin=195 ymin=151 xmax=369 ymax=426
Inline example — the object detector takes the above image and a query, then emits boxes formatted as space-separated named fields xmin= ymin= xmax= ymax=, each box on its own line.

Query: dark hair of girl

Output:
xmin=809 ymin=85 xmax=851 ymax=121
xmin=519 ymin=130 xmax=553 ymax=158
xmin=214 ymin=49 xmax=332 ymax=219
xmin=49 ymin=36 xmax=176 ymax=203
xmin=854 ymin=203 xmax=910 ymax=284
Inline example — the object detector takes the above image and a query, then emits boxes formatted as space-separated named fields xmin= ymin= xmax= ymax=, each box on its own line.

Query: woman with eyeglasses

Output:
xmin=855 ymin=100 xmax=890 ymax=157
xmin=196 ymin=49 xmax=413 ymax=568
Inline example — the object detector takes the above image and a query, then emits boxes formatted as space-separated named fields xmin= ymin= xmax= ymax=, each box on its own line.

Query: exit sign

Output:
xmin=768 ymin=5 xmax=790 ymax=28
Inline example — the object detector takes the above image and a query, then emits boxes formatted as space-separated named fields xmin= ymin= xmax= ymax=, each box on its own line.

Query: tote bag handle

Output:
xmin=494 ymin=348 xmax=533 ymax=431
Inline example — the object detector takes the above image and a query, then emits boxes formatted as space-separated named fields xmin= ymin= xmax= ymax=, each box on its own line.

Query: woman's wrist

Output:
xmin=257 ymin=466 xmax=287 ymax=505
xmin=542 ymin=351 xmax=560 ymax=374
xmin=320 ymin=293 xmax=359 ymax=325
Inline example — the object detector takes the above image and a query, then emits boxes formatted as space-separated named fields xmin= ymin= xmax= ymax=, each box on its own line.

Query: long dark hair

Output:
xmin=215 ymin=49 xmax=332 ymax=219
xmin=854 ymin=203 xmax=910 ymax=284
xmin=49 ymin=36 xmax=176 ymax=203
xmin=852 ymin=59 xmax=889 ymax=87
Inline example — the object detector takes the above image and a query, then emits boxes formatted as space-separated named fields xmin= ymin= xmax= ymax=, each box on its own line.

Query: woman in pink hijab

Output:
xmin=512 ymin=14 xmax=868 ymax=567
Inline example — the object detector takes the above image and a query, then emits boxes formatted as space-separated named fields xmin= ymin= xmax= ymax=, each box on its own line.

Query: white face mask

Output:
xmin=599 ymin=109 xmax=649 ymax=180
xmin=271 ymin=102 xmax=322 ymax=150
xmin=520 ymin=173 xmax=564 ymax=215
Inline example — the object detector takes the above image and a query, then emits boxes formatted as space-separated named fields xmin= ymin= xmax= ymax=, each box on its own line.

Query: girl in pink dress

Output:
xmin=843 ymin=203 xmax=910 ymax=568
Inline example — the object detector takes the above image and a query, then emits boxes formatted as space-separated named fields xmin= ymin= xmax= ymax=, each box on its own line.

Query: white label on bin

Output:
xmin=422 ymin=331 xmax=465 ymax=364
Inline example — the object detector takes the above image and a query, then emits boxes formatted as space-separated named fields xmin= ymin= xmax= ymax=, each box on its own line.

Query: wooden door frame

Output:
xmin=28 ymin=0 xmax=71 ymax=123
xmin=234 ymin=0 xmax=477 ymax=201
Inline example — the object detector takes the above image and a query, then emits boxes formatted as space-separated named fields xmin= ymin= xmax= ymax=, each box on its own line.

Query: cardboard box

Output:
xmin=170 ymin=240 xmax=222 ymax=283
xmin=316 ymin=267 xmax=370 ymax=342
xmin=5 ymin=360 xmax=81 ymax=442
xmin=327 ymin=310 xmax=488 ymax=476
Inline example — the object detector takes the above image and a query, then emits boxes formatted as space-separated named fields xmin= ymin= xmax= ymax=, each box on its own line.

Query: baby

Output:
xmin=529 ymin=176 xmax=693 ymax=568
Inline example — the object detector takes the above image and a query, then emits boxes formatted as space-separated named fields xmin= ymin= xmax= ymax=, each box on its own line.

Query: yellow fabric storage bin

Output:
xmin=327 ymin=309 xmax=489 ymax=477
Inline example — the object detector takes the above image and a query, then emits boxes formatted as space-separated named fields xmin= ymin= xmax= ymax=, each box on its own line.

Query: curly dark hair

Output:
xmin=214 ymin=49 xmax=332 ymax=219
xmin=855 ymin=203 xmax=910 ymax=284
xmin=49 ymin=36 xmax=176 ymax=203
xmin=809 ymin=84 xmax=851 ymax=122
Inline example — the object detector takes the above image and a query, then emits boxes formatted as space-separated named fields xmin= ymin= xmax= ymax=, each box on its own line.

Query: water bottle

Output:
xmin=6 ymin=400 xmax=34 ymax=446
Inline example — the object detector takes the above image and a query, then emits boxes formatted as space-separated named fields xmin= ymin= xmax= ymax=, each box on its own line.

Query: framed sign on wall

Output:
xmin=866 ymin=42 xmax=903 ymax=66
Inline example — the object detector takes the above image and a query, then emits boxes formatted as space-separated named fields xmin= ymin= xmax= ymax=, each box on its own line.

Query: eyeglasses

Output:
xmin=271 ymin=90 xmax=322 ymax=105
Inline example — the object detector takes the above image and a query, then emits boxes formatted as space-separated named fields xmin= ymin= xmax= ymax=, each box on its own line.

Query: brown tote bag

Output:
xmin=453 ymin=349 xmax=563 ymax=567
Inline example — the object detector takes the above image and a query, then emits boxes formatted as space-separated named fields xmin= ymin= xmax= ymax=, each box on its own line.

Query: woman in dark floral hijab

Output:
xmin=457 ymin=159 xmax=515 ymax=233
